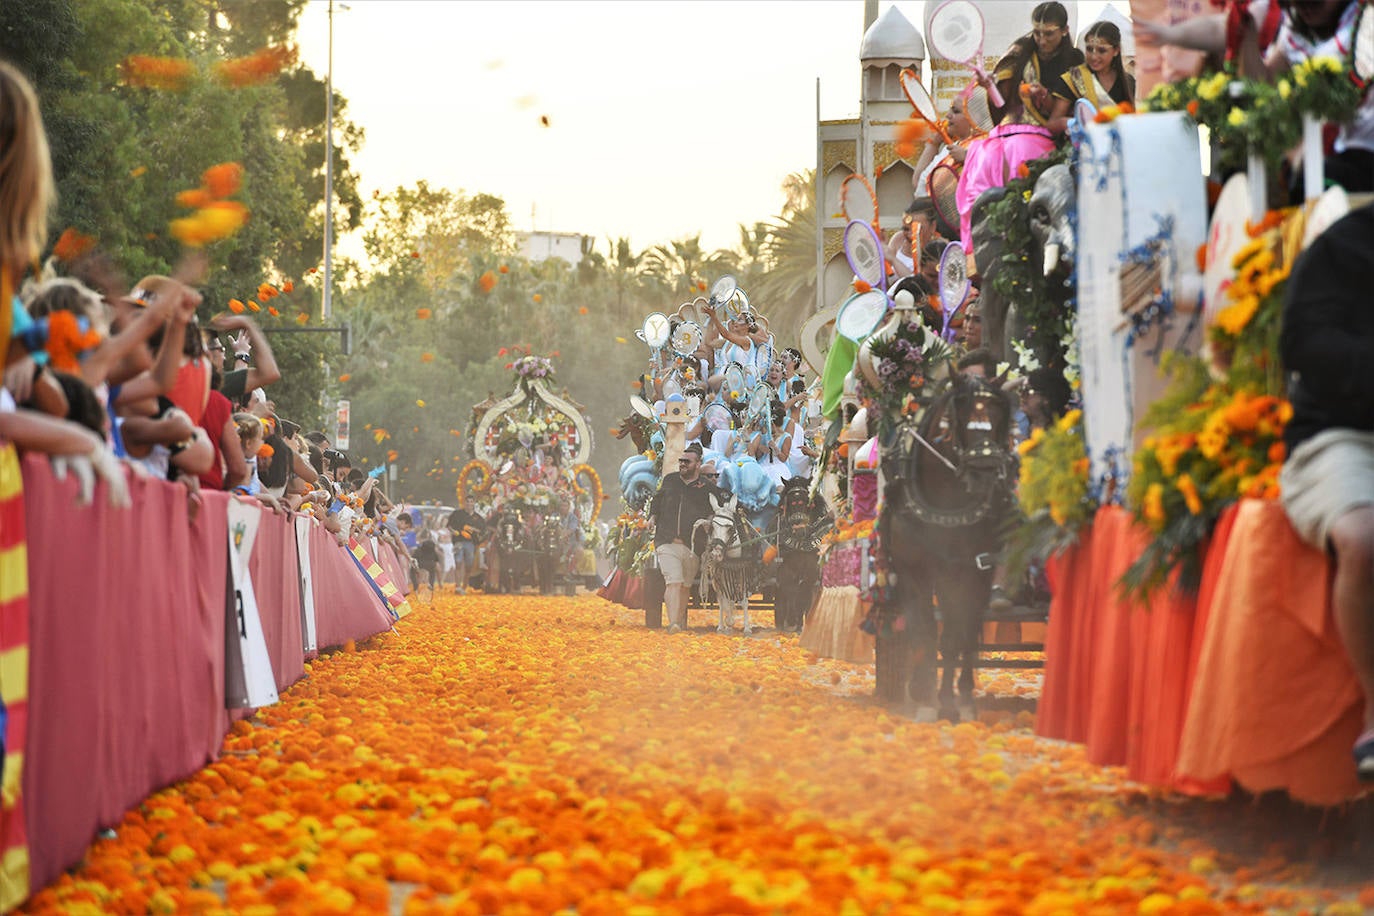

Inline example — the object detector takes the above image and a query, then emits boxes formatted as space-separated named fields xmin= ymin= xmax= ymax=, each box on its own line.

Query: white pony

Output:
xmin=699 ymin=491 xmax=752 ymax=635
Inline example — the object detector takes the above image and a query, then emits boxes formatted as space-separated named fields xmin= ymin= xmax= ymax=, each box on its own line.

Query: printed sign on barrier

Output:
xmin=294 ymin=515 xmax=318 ymax=654
xmin=225 ymin=500 xmax=279 ymax=709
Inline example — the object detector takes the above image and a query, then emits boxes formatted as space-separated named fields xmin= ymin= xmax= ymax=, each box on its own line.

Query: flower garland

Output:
xmin=1143 ymin=56 xmax=1362 ymax=173
xmin=571 ymin=463 xmax=604 ymax=521
xmin=454 ymin=459 xmax=492 ymax=509
xmin=1118 ymin=215 xmax=1294 ymax=597
xmin=854 ymin=316 xmax=951 ymax=435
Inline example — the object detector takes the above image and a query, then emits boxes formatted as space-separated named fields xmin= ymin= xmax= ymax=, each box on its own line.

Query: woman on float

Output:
xmin=992 ymin=1 xmax=1085 ymax=130
xmin=957 ymin=36 xmax=1058 ymax=247
xmin=1052 ymin=20 xmax=1135 ymax=117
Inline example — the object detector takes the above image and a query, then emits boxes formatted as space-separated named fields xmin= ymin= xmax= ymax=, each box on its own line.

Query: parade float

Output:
xmin=455 ymin=348 xmax=603 ymax=593
xmin=600 ymin=277 xmax=829 ymax=620
xmin=800 ymin=0 xmax=1374 ymax=799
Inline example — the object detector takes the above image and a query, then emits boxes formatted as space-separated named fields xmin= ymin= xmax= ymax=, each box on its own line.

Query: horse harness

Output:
xmin=887 ymin=378 xmax=1016 ymax=530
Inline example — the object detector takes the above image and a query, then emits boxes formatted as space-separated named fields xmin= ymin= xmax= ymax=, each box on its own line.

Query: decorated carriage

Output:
xmin=454 ymin=349 xmax=604 ymax=593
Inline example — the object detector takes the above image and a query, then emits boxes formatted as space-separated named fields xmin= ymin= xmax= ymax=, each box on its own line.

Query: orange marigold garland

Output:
xmin=213 ymin=45 xmax=298 ymax=88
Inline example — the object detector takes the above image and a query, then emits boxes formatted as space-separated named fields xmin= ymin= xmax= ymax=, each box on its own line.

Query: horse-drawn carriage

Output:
xmin=456 ymin=350 xmax=603 ymax=595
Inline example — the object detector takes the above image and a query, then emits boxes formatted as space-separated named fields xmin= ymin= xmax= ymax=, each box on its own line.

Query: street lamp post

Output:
xmin=323 ymin=0 xmax=339 ymax=321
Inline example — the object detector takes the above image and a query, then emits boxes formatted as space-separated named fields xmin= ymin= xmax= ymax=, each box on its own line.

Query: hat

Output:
xmin=684 ymin=442 xmax=703 ymax=458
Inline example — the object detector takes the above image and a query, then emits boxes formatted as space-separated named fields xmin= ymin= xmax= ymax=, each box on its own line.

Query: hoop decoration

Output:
xmin=629 ymin=394 xmax=656 ymax=420
xmin=799 ymin=304 xmax=839 ymax=375
xmin=928 ymin=0 xmax=1004 ymax=107
xmin=455 ymin=458 xmax=494 ymax=509
xmin=708 ymin=275 xmax=737 ymax=312
xmin=641 ymin=312 xmax=671 ymax=350
xmin=937 ymin=242 xmax=971 ymax=341
xmin=900 ymin=68 xmax=953 ymax=144
xmin=928 ymin=162 xmax=962 ymax=241
xmin=836 ymin=290 xmax=890 ymax=343
xmin=671 ymin=320 xmax=704 ymax=357
xmin=571 ymin=463 xmax=605 ymax=523
xmin=748 ymin=382 xmax=775 ymax=419
xmin=702 ymin=401 xmax=734 ymax=431
xmin=843 ymin=219 xmax=888 ymax=292
xmin=1302 ymin=184 xmax=1350 ymax=248
xmin=840 ymin=173 xmax=879 ymax=226
xmin=722 ymin=363 xmax=748 ymax=402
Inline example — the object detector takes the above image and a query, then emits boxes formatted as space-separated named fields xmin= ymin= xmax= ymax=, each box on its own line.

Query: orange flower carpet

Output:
xmin=24 ymin=593 xmax=1374 ymax=915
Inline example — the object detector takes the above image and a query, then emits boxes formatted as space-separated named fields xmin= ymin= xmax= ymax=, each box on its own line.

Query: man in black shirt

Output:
xmin=1279 ymin=203 xmax=1374 ymax=780
xmin=649 ymin=442 xmax=717 ymax=633
xmin=446 ymin=505 xmax=487 ymax=595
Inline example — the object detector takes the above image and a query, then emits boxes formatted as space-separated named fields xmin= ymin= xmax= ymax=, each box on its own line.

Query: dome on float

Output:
xmin=860 ymin=6 xmax=926 ymax=63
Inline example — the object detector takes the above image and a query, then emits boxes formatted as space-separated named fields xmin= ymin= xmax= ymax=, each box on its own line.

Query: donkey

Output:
xmin=699 ymin=491 xmax=755 ymax=635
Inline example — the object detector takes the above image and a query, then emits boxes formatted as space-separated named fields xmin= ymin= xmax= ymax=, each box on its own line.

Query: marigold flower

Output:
xmin=296 ymin=312 xmax=310 ymax=325
xmin=176 ymin=189 xmax=212 ymax=210
xmin=247 ymin=300 xmax=261 ymax=312
xmin=532 ymin=294 xmax=543 ymax=303
xmin=478 ymin=271 xmax=498 ymax=293
xmin=498 ymin=265 xmax=509 ymax=274
xmin=387 ymin=450 xmax=399 ymax=462
xmin=578 ymin=307 xmax=589 ymax=316
xmin=338 ymin=374 xmax=351 ymax=382
xmin=416 ymin=399 xmax=426 ymax=408
xmin=282 ymin=280 xmax=294 ymax=293
xmin=129 ymin=166 xmax=148 ymax=178
xmin=267 ymin=306 xmax=280 ymax=317
xmin=212 ymin=45 xmax=297 ymax=88
xmin=415 ymin=308 xmax=433 ymax=320
xmin=228 ymin=299 xmax=246 ymax=314
xmin=52 ymin=227 xmax=96 ymax=261
xmin=202 ymin=162 xmax=243 ymax=199
xmin=421 ymin=352 xmax=435 ymax=363
xmin=1176 ymin=473 xmax=1203 ymax=515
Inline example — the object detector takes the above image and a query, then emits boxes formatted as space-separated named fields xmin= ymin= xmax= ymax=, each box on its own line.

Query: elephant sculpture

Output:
xmin=970 ymin=162 xmax=1077 ymax=367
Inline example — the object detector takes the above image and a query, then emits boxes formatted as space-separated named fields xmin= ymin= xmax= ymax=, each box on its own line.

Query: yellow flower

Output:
xmin=1176 ymin=473 xmax=1203 ymax=515
xmin=1278 ymin=79 xmax=1291 ymax=100
xmin=1143 ymin=483 xmax=1166 ymax=527
xmin=1215 ymin=294 xmax=1260 ymax=336
xmin=1055 ymin=409 xmax=1082 ymax=433
xmin=1226 ymin=108 xmax=1247 ymax=128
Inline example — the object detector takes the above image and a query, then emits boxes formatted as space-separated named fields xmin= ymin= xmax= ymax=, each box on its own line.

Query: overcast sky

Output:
xmin=296 ymin=0 xmax=1125 ymax=257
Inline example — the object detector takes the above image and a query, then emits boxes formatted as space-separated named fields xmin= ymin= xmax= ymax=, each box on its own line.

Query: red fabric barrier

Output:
xmin=22 ymin=458 xmax=229 ymax=892
xmin=247 ymin=511 xmax=305 ymax=692
xmin=1036 ymin=506 xmax=1229 ymax=791
xmin=1176 ymin=499 xmax=1364 ymax=804
xmin=307 ymin=525 xmax=394 ymax=649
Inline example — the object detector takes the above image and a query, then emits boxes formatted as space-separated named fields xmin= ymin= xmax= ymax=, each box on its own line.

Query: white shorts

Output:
xmin=655 ymin=542 xmax=699 ymax=586
xmin=1280 ymin=428 xmax=1374 ymax=550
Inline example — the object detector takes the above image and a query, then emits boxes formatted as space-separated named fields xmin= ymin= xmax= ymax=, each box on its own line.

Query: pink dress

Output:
xmin=956 ymin=122 xmax=1055 ymax=250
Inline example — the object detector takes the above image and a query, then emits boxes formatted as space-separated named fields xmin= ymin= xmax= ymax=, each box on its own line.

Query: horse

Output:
xmin=698 ymin=491 xmax=756 ymax=635
xmin=773 ymin=477 xmax=831 ymax=633
xmin=491 ymin=509 xmax=530 ymax=594
xmin=875 ymin=371 xmax=1017 ymax=721
xmin=532 ymin=514 xmax=568 ymax=594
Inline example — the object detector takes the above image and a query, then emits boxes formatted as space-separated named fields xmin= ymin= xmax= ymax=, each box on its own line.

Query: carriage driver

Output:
xmin=649 ymin=442 xmax=719 ymax=634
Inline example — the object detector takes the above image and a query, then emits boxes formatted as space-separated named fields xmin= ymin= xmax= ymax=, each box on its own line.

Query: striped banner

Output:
xmin=347 ymin=538 xmax=411 ymax=619
xmin=0 ymin=443 xmax=29 ymax=909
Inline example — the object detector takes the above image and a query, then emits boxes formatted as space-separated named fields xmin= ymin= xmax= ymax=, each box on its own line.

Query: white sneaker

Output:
xmin=716 ymin=625 xmax=731 ymax=634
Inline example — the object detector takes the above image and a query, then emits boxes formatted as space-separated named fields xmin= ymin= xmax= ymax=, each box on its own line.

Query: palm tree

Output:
xmin=757 ymin=170 xmax=818 ymax=343
xmin=642 ymin=235 xmax=729 ymax=300
xmin=605 ymin=236 xmax=644 ymax=318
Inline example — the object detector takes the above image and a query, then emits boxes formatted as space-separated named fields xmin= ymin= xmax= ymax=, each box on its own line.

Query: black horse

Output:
xmin=491 ymin=509 xmax=530 ymax=594
xmin=875 ymin=371 xmax=1017 ymax=720
xmin=773 ymin=477 xmax=831 ymax=633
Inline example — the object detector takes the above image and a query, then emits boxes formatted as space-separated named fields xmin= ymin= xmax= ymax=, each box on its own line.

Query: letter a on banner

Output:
xmin=225 ymin=500 xmax=279 ymax=709
xmin=294 ymin=516 xmax=318 ymax=654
